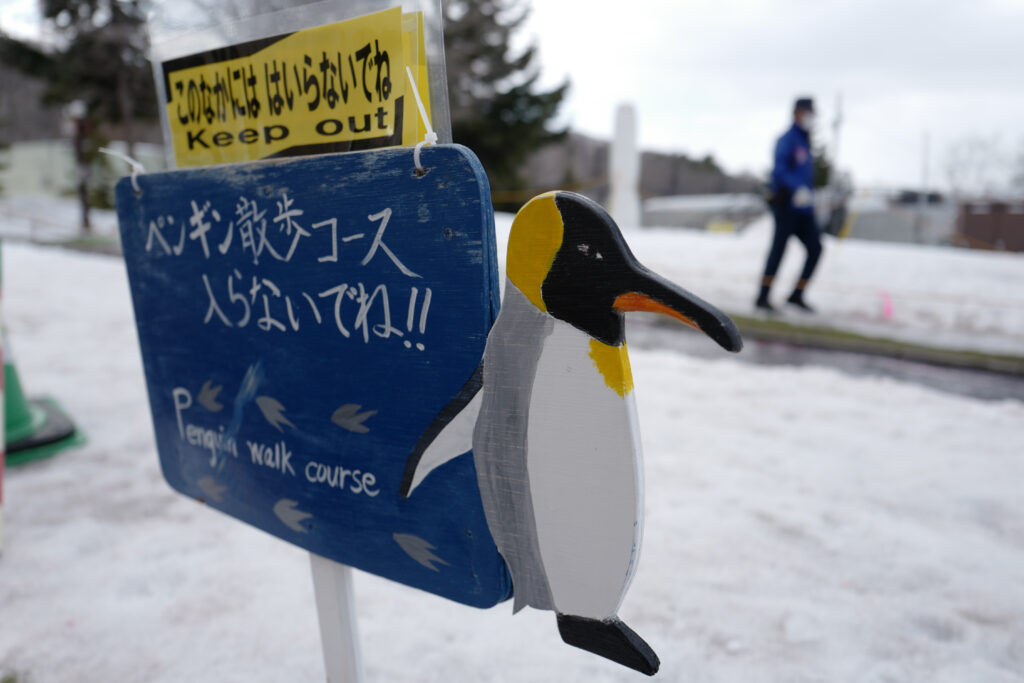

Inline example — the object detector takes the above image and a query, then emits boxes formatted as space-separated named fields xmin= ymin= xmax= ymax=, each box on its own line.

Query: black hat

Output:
xmin=794 ymin=97 xmax=815 ymax=113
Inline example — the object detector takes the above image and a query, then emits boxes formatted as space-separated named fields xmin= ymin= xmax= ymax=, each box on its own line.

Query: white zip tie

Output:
xmin=406 ymin=66 xmax=437 ymax=175
xmin=99 ymin=147 xmax=146 ymax=195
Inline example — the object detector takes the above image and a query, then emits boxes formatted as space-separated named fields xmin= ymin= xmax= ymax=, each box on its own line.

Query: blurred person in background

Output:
xmin=756 ymin=97 xmax=823 ymax=313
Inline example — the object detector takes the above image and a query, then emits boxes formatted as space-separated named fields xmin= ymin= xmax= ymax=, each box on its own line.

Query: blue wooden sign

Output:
xmin=115 ymin=145 xmax=510 ymax=608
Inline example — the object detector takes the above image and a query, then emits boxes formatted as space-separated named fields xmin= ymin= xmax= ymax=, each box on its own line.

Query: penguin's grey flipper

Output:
xmin=399 ymin=364 xmax=484 ymax=498
xmin=556 ymin=614 xmax=660 ymax=676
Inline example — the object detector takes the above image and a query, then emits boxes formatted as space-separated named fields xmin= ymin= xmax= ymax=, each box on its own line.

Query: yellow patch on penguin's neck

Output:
xmin=588 ymin=339 xmax=634 ymax=398
xmin=507 ymin=192 xmax=563 ymax=312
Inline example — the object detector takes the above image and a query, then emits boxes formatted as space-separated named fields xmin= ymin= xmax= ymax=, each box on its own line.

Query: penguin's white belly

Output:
xmin=526 ymin=321 xmax=643 ymax=619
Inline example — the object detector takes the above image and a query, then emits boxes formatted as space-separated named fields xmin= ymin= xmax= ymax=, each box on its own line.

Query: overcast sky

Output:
xmin=2 ymin=0 xmax=1022 ymax=191
xmin=522 ymin=0 xmax=1024 ymax=191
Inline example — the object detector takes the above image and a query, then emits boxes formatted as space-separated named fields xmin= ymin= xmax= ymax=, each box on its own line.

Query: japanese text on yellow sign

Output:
xmin=163 ymin=8 xmax=430 ymax=167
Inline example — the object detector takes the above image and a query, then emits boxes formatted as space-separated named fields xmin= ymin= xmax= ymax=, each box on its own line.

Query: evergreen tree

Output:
xmin=1 ymin=1 xmax=155 ymax=230
xmin=444 ymin=0 xmax=568 ymax=208
xmin=40 ymin=0 xmax=156 ymax=154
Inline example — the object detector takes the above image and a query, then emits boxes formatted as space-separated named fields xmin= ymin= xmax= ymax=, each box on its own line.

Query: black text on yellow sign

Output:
xmin=163 ymin=8 xmax=427 ymax=167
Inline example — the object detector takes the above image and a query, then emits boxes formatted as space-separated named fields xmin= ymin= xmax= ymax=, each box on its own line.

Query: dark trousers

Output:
xmin=760 ymin=205 xmax=823 ymax=290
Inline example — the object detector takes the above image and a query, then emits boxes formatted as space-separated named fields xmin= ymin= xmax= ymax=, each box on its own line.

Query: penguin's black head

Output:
xmin=506 ymin=191 xmax=742 ymax=351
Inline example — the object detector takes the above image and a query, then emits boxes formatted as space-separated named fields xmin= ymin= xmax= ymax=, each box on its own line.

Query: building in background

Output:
xmin=955 ymin=200 xmax=1024 ymax=252
xmin=514 ymin=132 xmax=759 ymax=211
xmin=642 ymin=193 xmax=765 ymax=232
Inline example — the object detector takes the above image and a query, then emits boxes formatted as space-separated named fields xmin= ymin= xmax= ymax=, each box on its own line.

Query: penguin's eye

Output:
xmin=577 ymin=243 xmax=591 ymax=256
xmin=595 ymin=251 xmax=603 ymax=260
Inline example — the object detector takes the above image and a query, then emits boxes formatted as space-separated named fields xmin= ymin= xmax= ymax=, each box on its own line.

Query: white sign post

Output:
xmin=311 ymin=556 xmax=365 ymax=683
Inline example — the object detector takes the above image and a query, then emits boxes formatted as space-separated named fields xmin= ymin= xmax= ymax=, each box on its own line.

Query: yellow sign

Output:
xmin=163 ymin=8 xmax=430 ymax=167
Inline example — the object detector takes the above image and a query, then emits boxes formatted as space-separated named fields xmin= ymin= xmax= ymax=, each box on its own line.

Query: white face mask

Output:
xmin=797 ymin=112 xmax=816 ymax=131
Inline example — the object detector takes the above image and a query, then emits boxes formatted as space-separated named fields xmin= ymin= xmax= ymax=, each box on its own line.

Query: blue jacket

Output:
xmin=771 ymin=124 xmax=814 ymax=213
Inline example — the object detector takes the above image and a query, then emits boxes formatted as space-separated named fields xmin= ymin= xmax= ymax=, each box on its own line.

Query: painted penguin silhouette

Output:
xmin=400 ymin=191 xmax=742 ymax=675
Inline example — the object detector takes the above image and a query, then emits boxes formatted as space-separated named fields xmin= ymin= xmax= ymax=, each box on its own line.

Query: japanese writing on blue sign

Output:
xmin=116 ymin=146 xmax=509 ymax=607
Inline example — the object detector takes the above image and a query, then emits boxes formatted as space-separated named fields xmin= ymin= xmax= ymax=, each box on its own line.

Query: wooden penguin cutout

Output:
xmin=401 ymin=192 xmax=742 ymax=675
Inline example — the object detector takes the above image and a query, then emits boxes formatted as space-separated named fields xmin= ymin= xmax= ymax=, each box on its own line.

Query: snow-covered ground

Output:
xmin=2 ymin=217 xmax=1023 ymax=682
xmin=0 ymin=197 xmax=120 ymax=244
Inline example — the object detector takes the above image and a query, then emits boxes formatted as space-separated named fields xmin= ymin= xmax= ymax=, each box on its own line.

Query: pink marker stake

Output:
xmin=880 ymin=290 xmax=894 ymax=321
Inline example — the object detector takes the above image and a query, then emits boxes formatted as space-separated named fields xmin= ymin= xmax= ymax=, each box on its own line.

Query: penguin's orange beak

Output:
xmin=613 ymin=292 xmax=703 ymax=333
xmin=611 ymin=267 xmax=743 ymax=353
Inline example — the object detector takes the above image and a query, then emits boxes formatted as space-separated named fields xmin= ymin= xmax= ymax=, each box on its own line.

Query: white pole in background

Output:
xmin=310 ymin=554 xmax=364 ymax=683
xmin=826 ymin=93 xmax=845 ymax=233
xmin=608 ymin=102 xmax=641 ymax=230
xmin=915 ymin=131 xmax=930 ymax=244
xmin=830 ymin=93 xmax=843 ymax=175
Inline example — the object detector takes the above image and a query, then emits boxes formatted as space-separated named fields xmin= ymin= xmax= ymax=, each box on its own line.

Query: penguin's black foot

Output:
xmin=786 ymin=291 xmax=815 ymax=313
xmin=556 ymin=613 xmax=660 ymax=676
